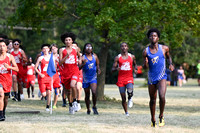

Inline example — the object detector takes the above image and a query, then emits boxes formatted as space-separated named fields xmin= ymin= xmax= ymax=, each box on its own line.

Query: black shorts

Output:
xmin=4 ymin=92 xmax=10 ymax=97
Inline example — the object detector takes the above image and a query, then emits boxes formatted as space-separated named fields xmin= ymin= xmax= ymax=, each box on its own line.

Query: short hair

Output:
xmin=120 ymin=42 xmax=128 ymax=47
xmin=12 ymin=39 xmax=21 ymax=44
xmin=60 ymin=32 xmax=76 ymax=44
xmin=0 ymin=39 xmax=9 ymax=46
xmin=50 ymin=43 xmax=58 ymax=51
xmin=0 ymin=34 xmax=8 ymax=40
xmin=147 ymin=28 xmax=160 ymax=38
xmin=41 ymin=44 xmax=50 ymax=49
xmin=73 ymin=42 xmax=78 ymax=46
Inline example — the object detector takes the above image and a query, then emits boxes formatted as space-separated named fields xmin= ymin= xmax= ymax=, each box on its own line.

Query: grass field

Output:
xmin=0 ymin=78 xmax=199 ymax=133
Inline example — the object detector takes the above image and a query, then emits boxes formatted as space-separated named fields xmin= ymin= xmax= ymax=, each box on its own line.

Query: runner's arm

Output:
xmin=142 ymin=49 xmax=148 ymax=69
xmin=111 ymin=56 xmax=119 ymax=72
xmin=94 ymin=53 xmax=101 ymax=75
xmin=59 ymin=48 xmax=68 ymax=66
xmin=6 ymin=54 xmax=19 ymax=72
xmin=34 ymin=56 xmax=45 ymax=78
xmin=164 ymin=46 xmax=174 ymax=71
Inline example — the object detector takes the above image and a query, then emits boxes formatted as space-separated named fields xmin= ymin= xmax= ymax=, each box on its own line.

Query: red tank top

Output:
xmin=11 ymin=49 xmax=23 ymax=66
xmin=40 ymin=56 xmax=51 ymax=82
xmin=62 ymin=48 xmax=79 ymax=78
xmin=27 ymin=64 xmax=35 ymax=78
xmin=118 ymin=53 xmax=133 ymax=82
xmin=0 ymin=53 xmax=12 ymax=92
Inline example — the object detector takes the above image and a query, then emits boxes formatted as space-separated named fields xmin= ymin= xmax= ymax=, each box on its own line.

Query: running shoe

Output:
xmin=46 ymin=108 xmax=50 ymax=112
xmin=32 ymin=94 xmax=35 ymax=98
xmin=20 ymin=94 xmax=25 ymax=100
xmin=159 ymin=117 xmax=165 ymax=127
xmin=151 ymin=121 xmax=157 ymax=127
xmin=73 ymin=101 xmax=78 ymax=112
xmin=128 ymin=97 xmax=133 ymax=108
xmin=69 ymin=106 xmax=74 ymax=114
xmin=53 ymin=105 xmax=57 ymax=109
xmin=0 ymin=115 xmax=5 ymax=121
xmin=12 ymin=97 xmax=18 ymax=101
xmin=77 ymin=103 xmax=81 ymax=111
xmin=125 ymin=112 xmax=129 ymax=116
xmin=62 ymin=104 xmax=66 ymax=107
xmin=87 ymin=110 xmax=91 ymax=115
xmin=92 ymin=107 xmax=99 ymax=115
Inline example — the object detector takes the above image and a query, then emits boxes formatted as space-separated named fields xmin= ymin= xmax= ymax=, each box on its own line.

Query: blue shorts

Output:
xmin=83 ymin=79 xmax=97 ymax=89
xmin=148 ymin=74 xmax=167 ymax=85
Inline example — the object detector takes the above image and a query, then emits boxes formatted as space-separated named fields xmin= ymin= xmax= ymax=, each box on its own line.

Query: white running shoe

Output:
xmin=73 ymin=101 xmax=78 ymax=112
xmin=46 ymin=108 xmax=50 ymax=112
xmin=125 ymin=112 xmax=129 ymax=116
xmin=77 ymin=103 xmax=81 ymax=111
xmin=128 ymin=97 xmax=133 ymax=108
xmin=69 ymin=106 xmax=75 ymax=114
xmin=20 ymin=94 xmax=25 ymax=100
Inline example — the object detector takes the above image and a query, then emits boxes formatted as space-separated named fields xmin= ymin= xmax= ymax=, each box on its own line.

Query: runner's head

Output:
xmin=13 ymin=39 xmax=21 ymax=49
xmin=41 ymin=44 xmax=50 ymax=55
xmin=147 ymin=28 xmax=160 ymax=44
xmin=60 ymin=32 xmax=76 ymax=46
xmin=83 ymin=43 xmax=93 ymax=55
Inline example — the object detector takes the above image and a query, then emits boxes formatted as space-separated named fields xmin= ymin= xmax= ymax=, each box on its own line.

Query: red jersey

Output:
xmin=117 ymin=53 xmax=133 ymax=83
xmin=0 ymin=53 xmax=12 ymax=93
xmin=62 ymin=48 xmax=79 ymax=79
xmin=10 ymin=48 xmax=23 ymax=67
xmin=27 ymin=63 xmax=35 ymax=79
xmin=40 ymin=56 xmax=51 ymax=83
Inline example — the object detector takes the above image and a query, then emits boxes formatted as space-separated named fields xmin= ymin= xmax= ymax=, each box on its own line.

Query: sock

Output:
xmin=3 ymin=109 xmax=5 ymax=116
xmin=69 ymin=103 xmax=73 ymax=107
xmin=77 ymin=100 xmax=80 ymax=103
xmin=0 ymin=111 xmax=3 ymax=116
xmin=46 ymin=105 xmax=49 ymax=109
xmin=73 ymin=98 xmax=77 ymax=102
xmin=14 ymin=92 xmax=17 ymax=97
xmin=63 ymin=98 xmax=66 ymax=104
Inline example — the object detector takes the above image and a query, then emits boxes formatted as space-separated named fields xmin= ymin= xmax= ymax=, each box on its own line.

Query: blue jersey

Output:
xmin=146 ymin=44 xmax=167 ymax=84
xmin=82 ymin=54 xmax=97 ymax=83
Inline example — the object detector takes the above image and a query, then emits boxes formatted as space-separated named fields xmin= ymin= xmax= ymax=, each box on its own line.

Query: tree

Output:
xmin=8 ymin=0 xmax=200 ymax=100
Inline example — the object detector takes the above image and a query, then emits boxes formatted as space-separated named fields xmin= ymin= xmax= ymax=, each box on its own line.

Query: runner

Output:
xmin=26 ymin=57 xmax=35 ymax=98
xmin=10 ymin=39 xmax=28 ymax=101
xmin=143 ymin=28 xmax=174 ymax=127
xmin=112 ymin=42 xmax=137 ymax=116
xmin=72 ymin=42 xmax=82 ymax=111
xmin=35 ymin=44 xmax=54 ymax=111
xmin=50 ymin=44 xmax=61 ymax=109
xmin=59 ymin=32 xmax=81 ymax=114
xmin=80 ymin=43 xmax=101 ymax=115
xmin=0 ymin=39 xmax=18 ymax=121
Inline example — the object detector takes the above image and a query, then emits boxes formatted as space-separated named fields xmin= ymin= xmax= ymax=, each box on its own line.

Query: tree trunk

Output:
xmin=97 ymin=43 xmax=109 ymax=100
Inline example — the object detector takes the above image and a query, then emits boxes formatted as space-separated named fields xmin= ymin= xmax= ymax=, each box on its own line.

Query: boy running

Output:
xmin=112 ymin=42 xmax=137 ymax=116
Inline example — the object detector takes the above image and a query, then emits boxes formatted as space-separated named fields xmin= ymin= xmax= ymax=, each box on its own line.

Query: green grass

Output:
xmin=0 ymin=78 xmax=199 ymax=133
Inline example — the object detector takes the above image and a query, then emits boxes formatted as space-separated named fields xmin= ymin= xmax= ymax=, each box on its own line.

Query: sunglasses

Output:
xmin=14 ymin=43 xmax=19 ymax=45
xmin=86 ymin=46 xmax=92 ymax=50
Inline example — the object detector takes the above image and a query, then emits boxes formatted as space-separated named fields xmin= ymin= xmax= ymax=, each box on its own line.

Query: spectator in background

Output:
xmin=165 ymin=68 xmax=171 ymax=86
xmin=171 ymin=64 xmax=178 ymax=86
xmin=177 ymin=66 xmax=186 ymax=87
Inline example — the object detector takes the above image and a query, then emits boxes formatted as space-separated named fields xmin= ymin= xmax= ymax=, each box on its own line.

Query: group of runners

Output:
xmin=0 ymin=28 xmax=174 ymax=128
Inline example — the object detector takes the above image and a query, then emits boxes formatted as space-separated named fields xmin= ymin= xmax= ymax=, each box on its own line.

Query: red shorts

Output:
xmin=39 ymin=76 xmax=52 ymax=93
xmin=12 ymin=65 xmax=27 ymax=84
xmin=116 ymin=80 xmax=134 ymax=87
xmin=0 ymin=74 xmax=12 ymax=93
xmin=26 ymin=75 xmax=35 ymax=88
xmin=53 ymin=72 xmax=61 ymax=89
xmin=63 ymin=73 xmax=79 ymax=90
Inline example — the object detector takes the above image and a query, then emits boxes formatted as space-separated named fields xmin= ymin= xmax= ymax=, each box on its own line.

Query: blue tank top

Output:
xmin=82 ymin=54 xmax=97 ymax=83
xmin=146 ymin=44 xmax=166 ymax=84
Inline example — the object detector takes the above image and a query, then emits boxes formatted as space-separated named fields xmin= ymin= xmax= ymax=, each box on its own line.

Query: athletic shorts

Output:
xmin=53 ymin=73 xmax=61 ymax=89
xmin=148 ymin=75 xmax=167 ymax=85
xmin=116 ymin=80 xmax=134 ymax=87
xmin=12 ymin=66 xmax=27 ymax=84
xmin=83 ymin=79 xmax=97 ymax=89
xmin=119 ymin=83 xmax=134 ymax=93
xmin=63 ymin=74 xmax=79 ymax=90
xmin=26 ymin=76 xmax=35 ymax=88
xmin=39 ymin=76 xmax=52 ymax=93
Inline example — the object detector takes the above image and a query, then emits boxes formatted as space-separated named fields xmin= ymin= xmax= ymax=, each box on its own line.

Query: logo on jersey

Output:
xmin=121 ymin=61 xmax=131 ymax=71
xmin=88 ymin=63 xmax=94 ymax=69
xmin=43 ymin=64 xmax=48 ymax=71
xmin=14 ymin=55 xmax=21 ymax=63
xmin=0 ymin=64 xmax=8 ymax=74
xmin=27 ymin=69 xmax=33 ymax=75
xmin=65 ymin=55 xmax=75 ymax=64
xmin=151 ymin=56 xmax=159 ymax=65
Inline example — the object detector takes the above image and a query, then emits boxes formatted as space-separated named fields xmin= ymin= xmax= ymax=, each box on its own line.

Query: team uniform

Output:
xmin=10 ymin=48 xmax=27 ymax=83
xmin=39 ymin=56 xmax=52 ymax=93
xmin=178 ymin=70 xmax=184 ymax=80
xmin=82 ymin=54 xmax=97 ymax=88
xmin=146 ymin=44 xmax=167 ymax=85
xmin=62 ymin=48 xmax=79 ymax=89
xmin=53 ymin=55 xmax=61 ymax=89
xmin=116 ymin=53 xmax=134 ymax=89
xmin=0 ymin=53 xmax=12 ymax=93
xmin=26 ymin=63 xmax=35 ymax=88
